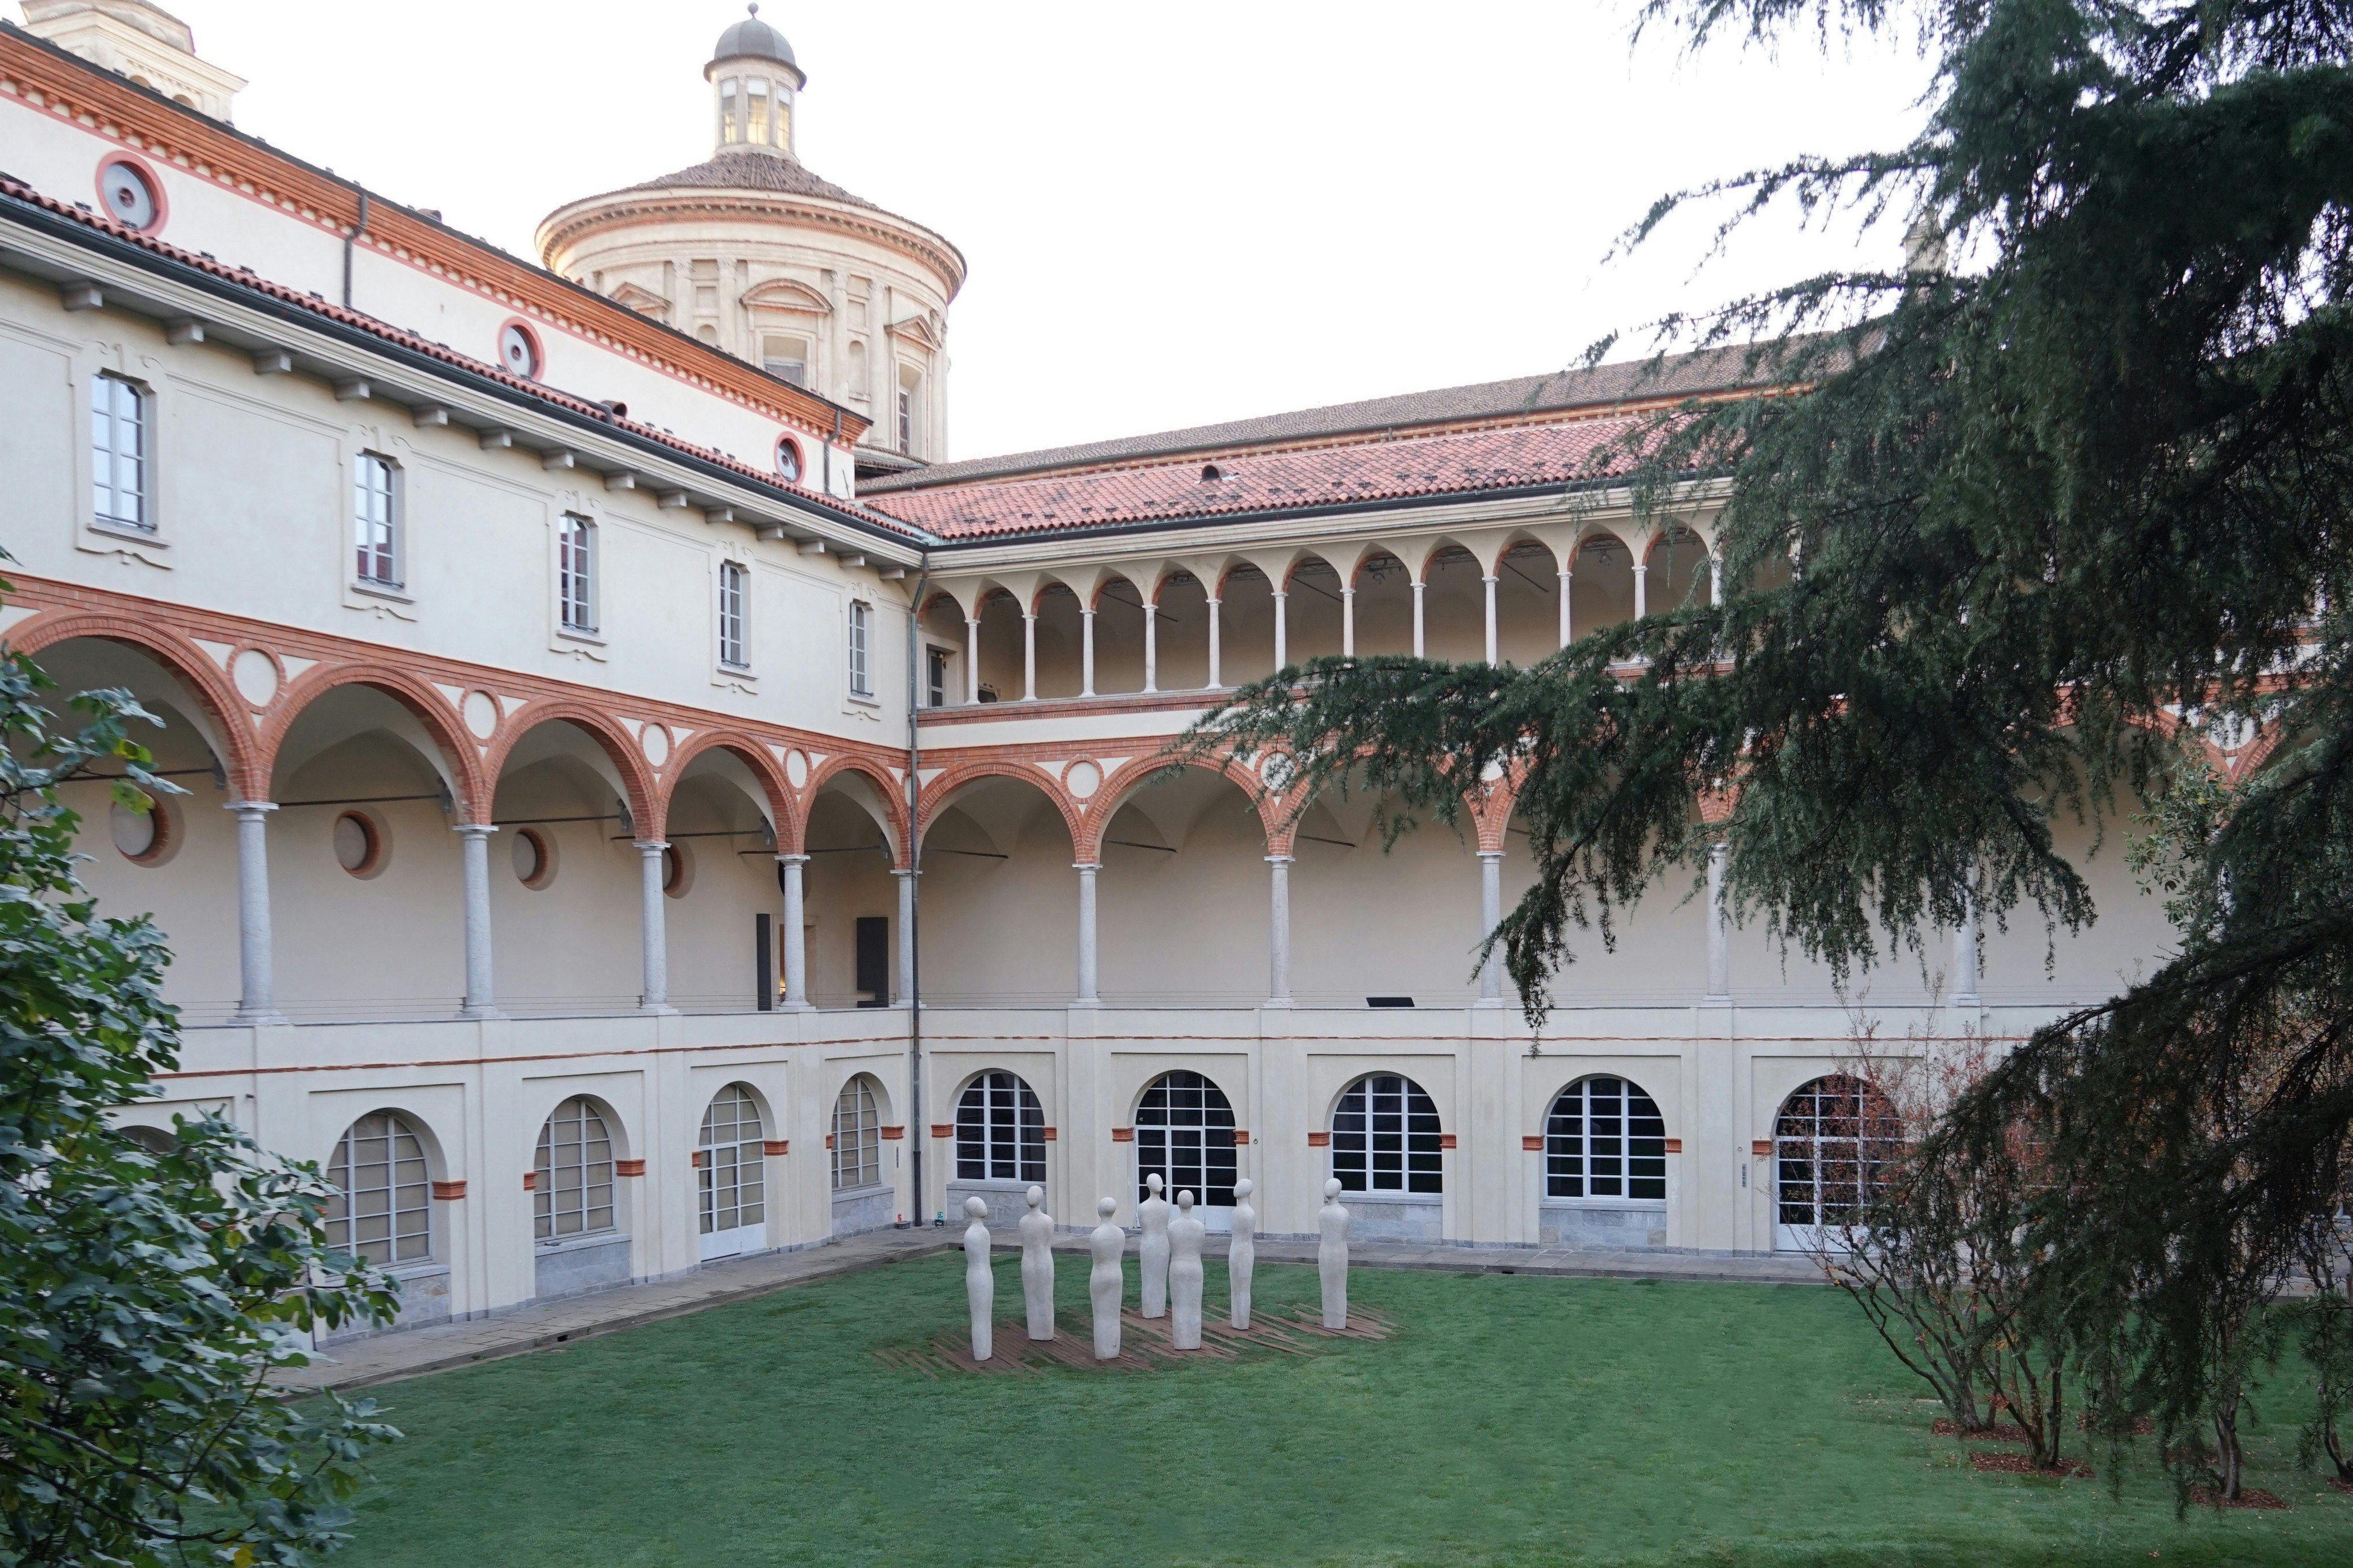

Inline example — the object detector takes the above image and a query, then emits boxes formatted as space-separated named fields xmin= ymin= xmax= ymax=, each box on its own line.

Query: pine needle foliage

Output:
xmin=0 ymin=604 xmax=401 ymax=1566
xmin=1187 ymin=0 xmax=2353 ymax=1488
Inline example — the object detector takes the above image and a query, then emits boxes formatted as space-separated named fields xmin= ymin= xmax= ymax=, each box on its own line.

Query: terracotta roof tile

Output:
xmin=620 ymin=150 xmax=880 ymax=212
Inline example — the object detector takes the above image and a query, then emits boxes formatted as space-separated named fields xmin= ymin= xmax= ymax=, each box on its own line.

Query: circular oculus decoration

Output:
xmin=497 ymin=320 xmax=541 ymax=380
xmin=776 ymin=437 xmax=803 ymax=482
xmin=98 ymin=158 xmax=161 ymax=231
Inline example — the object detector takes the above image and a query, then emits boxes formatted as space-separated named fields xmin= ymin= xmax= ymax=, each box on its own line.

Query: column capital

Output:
xmin=223 ymin=799 xmax=277 ymax=817
xmin=1071 ymin=861 xmax=1102 ymax=873
xmin=775 ymin=852 xmax=811 ymax=866
xmin=890 ymin=866 xmax=921 ymax=879
xmin=452 ymin=821 xmax=499 ymax=837
xmin=634 ymin=839 xmax=669 ymax=852
xmin=1264 ymin=853 xmax=1295 ymax=867
xmin=1482 ymin=573 xmax=1499 ymax=584
xmin=1477 ymin=848 xmax=1505 ymax=863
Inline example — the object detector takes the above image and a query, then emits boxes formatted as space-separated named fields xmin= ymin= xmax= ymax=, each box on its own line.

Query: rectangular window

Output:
xmin=746 ymin=77 xmax=769 ymax=144
xmin=848 ymin=599 xmax=871 ymax=696
xmin=895 ymin=385 xmax=913 ymax=453
xmin=558 ymin=513 xmax=596 ymax=633
xmin=353 ymin=453 xmax=398 ymax=585
xmin=718 ymin=560 xmax=748 ymax=668
xmin=927 ymin=647 xmax=948 ymax=708
xmin=91 ymin=373 xmax=148 ymax=531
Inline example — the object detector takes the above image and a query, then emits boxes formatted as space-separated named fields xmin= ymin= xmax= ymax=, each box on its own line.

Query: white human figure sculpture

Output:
xmin=963 ymin=1194 xmax=994 ymax=1361
xmin=1167 ymin=1189 xmax=1207 ymax=1350
xmin=1088 ymin=1195 xmax=1124 ymax=1360
xmin=1137 ymin=1171 xmax=1171 ymax=1319
xmin=1228 ymin=1176 xmax=1257 ymax=1330
xmin=1019 ymin=1184 xmax=1055 ymax=1341
xmin=1318 ymin=1176 xmax=1352 ymax=1330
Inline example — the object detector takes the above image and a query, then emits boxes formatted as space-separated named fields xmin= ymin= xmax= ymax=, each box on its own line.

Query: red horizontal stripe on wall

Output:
xmin=1111 ymin=1127 xmax=1134 ymax=1142
xmin=432 ymin=1179 xmax=467 ymax=1200
xmin=1438 ymin=1134 xmax=1458 ymax=1150
xmin=1042 ymin=1126 xmax=1057 ymax=1141
xmin=1522 ymin=1135 xmax=1544 ymax=1152
xmin=1663 ymin=1138 xmax=1682 ymax=1154
xmin=927 ymin=1124 xmax=950 ymax=1139
xmin=763 ymin=1140 xmax=789 ymax=1156
xmin=881 ymin=1126 xmax=906 ymax=1140
xmin=1232 ymin=1129 xmax=1249 ymax=1146
xmin=615 ymin=1158 xmax=646 ymax=1177
xmin=1307 ymin=1131 xmax=1330 ymax=1148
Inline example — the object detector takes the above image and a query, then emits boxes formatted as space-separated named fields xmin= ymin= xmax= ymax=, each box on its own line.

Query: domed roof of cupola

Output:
xmin=711 ymin=4 xmax=795 ymax=69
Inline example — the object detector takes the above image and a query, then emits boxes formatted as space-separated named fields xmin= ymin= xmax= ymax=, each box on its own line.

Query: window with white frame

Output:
xmin=534 ymin=1096 xmax=616 ymax=1242
xmin=1545 ymin=1076 xmax=1667 ymax=1200
xmin=718 ymin=560 xmax=749 ymax=668
xmin=557 ymin=513 xmax=596 ymax=633
xmin=832 ymin=1075 xmax=882 ymax=1192
xmin=927 ymin=647 xmax=949 ymax=709
xmin=324 ymin=1110 xmax=431 ymax=1266
xmin=955 ymin=1071 xmax=1044 ymax=1184
xmin=895 ymin=381 xmax=914 ymax=453
xmin=91 ymin=373 xmax=148 ymax=531
xmin=848 ymin=600 xmax=872 ymax=696
xmin=1775 ymin=1075 xmax=1899 ymax=1232
xmin=1332 ymin=1073 xmax=1443 ymax=1195
xmin=697 ymin=1083 xmax=765 ymax=1237
xmin=353 ymin=453 xmax=399 ymax=586
xmin=1136 ymin=1070 xmax=1238 ymax=1209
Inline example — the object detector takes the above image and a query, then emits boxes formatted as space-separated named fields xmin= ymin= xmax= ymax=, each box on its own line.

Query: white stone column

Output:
xmin=1633 ymin=561 xmax=1649 ymax=620
xmin=1558 ymin=569 xmax=1573 ymax=648
xmin=1074 ymin=861 xmax=1101 ymax=1006
xmin=637 ymin=841 xmax=675 ymax=1013
xmin=1483 ymin=573 xmax=1499 ymax=664
xmin=1206 ymin=594 xmax=1222 ymax=689
xmin=1021 ymin=611 xmax=1037 ymax=701
xmin=454 ymin=823 xmax=500 ymax=1019
xmin=965 ymin=616 xmax=981 ymax=704
xmin=1705 ymin=840 xmax=1731 ymax=1003
xmin=1272 ymin=590 xmax=1288 ymax=670
xmin=1080 ymin=607 xmax=1097 ymax=697
xmin=1954 ymin=890 xmax=1980 ymax=1007
xmin=893 ymin=867 xmax=917 ymax=1006
xmin=1708 ymin=555 xmax=1724 ymax=605
xmin=777 ymin=853 xmax=811 ymax=1010
xmin=1143 ymin=598 xmax=1158 ymax=693
xmin=1411 ymin=580 xmax=1426 ymax=656
xmin=1341 ymin=585 xmax=1356 ymax=657
xmin=1265 ymin=854 xmax=1294 ymax=1007
xmin=226 ymin=801 xmax=284 ymax=1026
xmin=1476 ymin=849 xmax=1506 ymax=1007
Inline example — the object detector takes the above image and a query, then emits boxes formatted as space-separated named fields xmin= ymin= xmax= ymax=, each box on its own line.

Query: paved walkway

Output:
xmin=277 ymin=1230 xmax=1823 ymax=1393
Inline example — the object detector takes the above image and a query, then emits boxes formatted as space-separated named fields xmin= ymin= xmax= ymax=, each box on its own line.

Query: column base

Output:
xmin=458 ymin=1005 xmax=507 ymax=1021
xmin=1473 ymin=997 xmax=1507 ymax=1010
xmin=781 ymin=999 xmax=815 ymax=1013
xmin=1070 ymin=997 xmax=1100 ymax=1009
xmin=1262 ymin=998 xmax=1295 ymax=1010
xmin=231 ymin=1009 xmax=290 ymax=1027
xmin=638 ymin=1001 xmax=681 ymax=1016
xmin=1702 ymin=992 xmax=1733 ymax=1007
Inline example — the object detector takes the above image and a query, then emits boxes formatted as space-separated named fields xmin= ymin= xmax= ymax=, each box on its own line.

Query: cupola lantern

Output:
xmin=708 ymin=4 xmax=804 ymax=160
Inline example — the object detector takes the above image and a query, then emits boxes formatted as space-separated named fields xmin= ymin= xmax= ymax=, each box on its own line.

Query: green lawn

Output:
xmin=331 ymin=1256 xmax=2353 ymax=1566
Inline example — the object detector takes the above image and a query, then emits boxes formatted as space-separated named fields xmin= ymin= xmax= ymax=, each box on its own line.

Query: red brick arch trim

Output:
xmin=3 ymin=609 xmax=264 ymax=795
xmin=916 ymin=760 xmax=1084 ymax=855
xmin=257 ymin=662 xmax=491 ymax=821
xmin=480 ymin=698 xmax=659 ymax=841
xmin=658 ymin=730 xmax=803 ymax=853
xmin=1075 ymin=750 xmax=1288 ymax=863
xmin=807 ymin=753 xmax=912 ymax=867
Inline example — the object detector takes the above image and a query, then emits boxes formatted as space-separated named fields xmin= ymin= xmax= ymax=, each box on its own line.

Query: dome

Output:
xmin=711 ymin=4 xmax=795 ymax=69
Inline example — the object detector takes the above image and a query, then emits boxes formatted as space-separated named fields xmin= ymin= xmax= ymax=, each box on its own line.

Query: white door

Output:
xmin=699 ymin=1086 xmax=766 ymax=1261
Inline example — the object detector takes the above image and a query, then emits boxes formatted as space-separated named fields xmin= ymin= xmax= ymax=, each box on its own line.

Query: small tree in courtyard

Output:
xmin=0 ymin=613 xmax=399 ymax=1567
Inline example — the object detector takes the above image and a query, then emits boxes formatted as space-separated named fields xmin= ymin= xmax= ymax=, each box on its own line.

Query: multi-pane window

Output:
xmin=832 ymin=1075 xmax=882 ymax=1192
xmin=1136 ymin=1070 xmax=1238 ymax=1209
xmin=91 ymin=373 xmax=148 ymax=530
xmin=848 ymin=600 xmax=871 ymax=696
xmin=324 ymin=1111 xmax=431 ymax=1266
xmin=719 ymin=561 xmax=748 ymax=668
xmin=719 ymin=78 xmax=739 ymax=142
xmin=557 ymin=513 xmax=595 ymax=632
xmin=1775 ymin=1075 xmax=1899 ymax=1231
xmin=927 ymin=647 xmax=949 ymax=708
xmin=353 ymin=453 xmax=398 ymax=585
xmin=746 ymin=77 xmax=770 ymax=144
xmin=895 ymin=385 xmax=913 ymax=453
xmin=1546 ymin=1076 xmax=1668 ymax=1200
xmin=697 ymin=1084 xmax=765 ymax=1237
xmin=955 ymin=1070 xmax=1044 ymax=1184
xmin=534 ymin=1096 xmax=616 ymax=1241
xmin=1332 ymin=1073 xmax=1443 ymax=1195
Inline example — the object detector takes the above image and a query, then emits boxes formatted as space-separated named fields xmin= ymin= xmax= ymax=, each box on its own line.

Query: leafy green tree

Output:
xmin=0 ymin=619 xmax=399 ymax=1566
xmin=1190 ymin=0 xmax=2353 ymax=1496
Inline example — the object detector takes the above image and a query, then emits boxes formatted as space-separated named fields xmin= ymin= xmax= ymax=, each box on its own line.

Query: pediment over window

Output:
xmin=740 ymin=278 xmax=833 ymax=314
xmin=609 ymin=281 xmax=672 ymax=317
xmin=885 ymin=313 xmax=944 ymax=351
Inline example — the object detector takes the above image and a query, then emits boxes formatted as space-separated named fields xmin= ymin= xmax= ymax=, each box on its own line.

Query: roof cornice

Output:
xmin=535 ymin=184 xmax=967 ymax=302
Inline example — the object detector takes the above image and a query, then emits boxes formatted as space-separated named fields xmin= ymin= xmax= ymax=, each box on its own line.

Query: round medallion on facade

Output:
xmin=1259 ymin=752 xmax=1295 ymax=792
xmin=1064 ymin=759 xmax=1101 ymax=801
xmin=461 ymin=689 xmax=501 ymax=741
xmin=110 ymin=796 xmax=176 ymax=866
xmin=228 ymin=646 xmax=280 ymax=708
xmin=640 ymin=723 xmax=672 ymax=767
xmin=497 ymin=319 xmax=542 ymax=380
xmin=97 ymin=155 xmax=164 ymax=233
xmin=784 ymin=747 xmax=810 ymax=789
xmin=776 ymin=436 xmax=803 ymax=482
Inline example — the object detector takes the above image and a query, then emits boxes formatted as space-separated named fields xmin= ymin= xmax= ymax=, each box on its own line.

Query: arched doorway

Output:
xmin=696 ymin=1083 xmax=766 ymax=1260
xmin=1772 ymin=1075 xmax=1898 ymax=1252
xmin=1135 ymin=1069 xmax=1238 ymax=1231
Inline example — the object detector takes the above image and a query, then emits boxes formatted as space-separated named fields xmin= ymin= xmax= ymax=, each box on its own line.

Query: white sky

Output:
xmin=86 ymin=2 xmax=1934 ymax=461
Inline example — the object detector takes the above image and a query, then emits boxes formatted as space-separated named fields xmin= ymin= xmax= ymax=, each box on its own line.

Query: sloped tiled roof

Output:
xmin=865 ymin=342 xmax=1782 ymax=495
xmin=867 ymin=411 xmax=1661 ymax=541
xmin=623 ymin=150 xmax=880 ymax=212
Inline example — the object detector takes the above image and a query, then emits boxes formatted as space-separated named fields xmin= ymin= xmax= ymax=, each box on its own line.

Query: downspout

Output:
xmin=828 ymin=408 xmax=842 ymax=495
xmin=907 ymin=554 xmax=928 ymax=1223
xmin=342 ymin=190 xmax=369 ymax=310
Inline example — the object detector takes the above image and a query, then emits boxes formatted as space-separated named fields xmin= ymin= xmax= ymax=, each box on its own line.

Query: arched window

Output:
xmin=697 ymin=1084 xmax=765 ymax=1260
xmin=1773 ymin=1075 xmax=1900 ymax=1249
xmin=832 ymin=1075 xmax=882 ymax=1191
xmin=1546 ymin=1077 xmax=1667 ymax=1200
xmin=955 ymin=1071 xmax=1043 ymax=1184
xmin=1136 ymin=1070 xmax=1236 ymax=1209
xmin=326 ymin=1110 xmax=432 ymax=1265
xmin=535 ymin=1096 xmax=616 ymax=1242
xmin=1332 ymin=1074 xmax=1442 ymax=1195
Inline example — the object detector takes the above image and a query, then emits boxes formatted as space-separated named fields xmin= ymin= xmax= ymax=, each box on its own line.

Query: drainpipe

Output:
xmin=907 ymin=555 xmax=929 ymax=1223
xmin=342 ymin=190 xmax=369 ymax=310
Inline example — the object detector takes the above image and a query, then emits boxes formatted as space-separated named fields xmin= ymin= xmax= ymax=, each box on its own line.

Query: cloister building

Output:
xmin=0 ymin=5 xmax=2256 ymax=1336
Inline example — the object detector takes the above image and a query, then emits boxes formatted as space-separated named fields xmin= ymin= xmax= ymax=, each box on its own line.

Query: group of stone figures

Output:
xmin=961 ymin=1174 xmax=1356 ymax=1360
